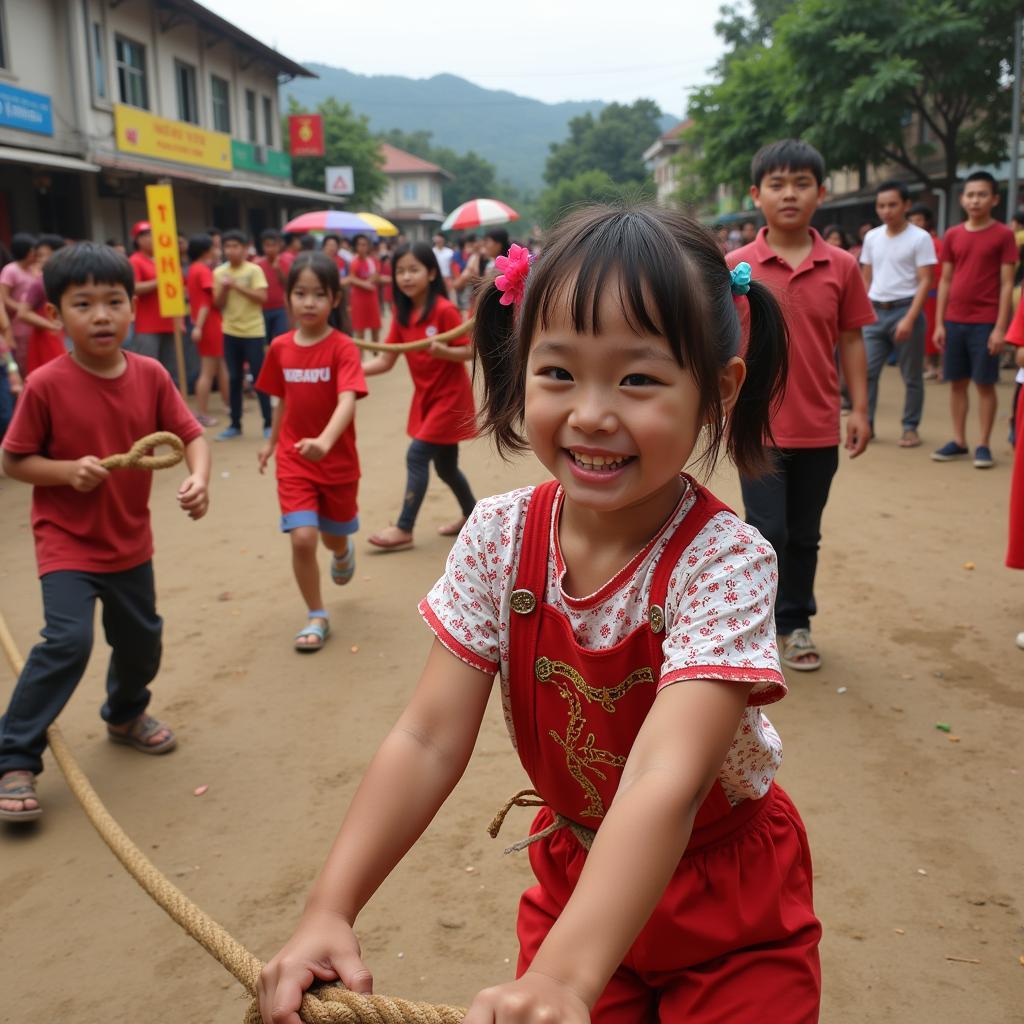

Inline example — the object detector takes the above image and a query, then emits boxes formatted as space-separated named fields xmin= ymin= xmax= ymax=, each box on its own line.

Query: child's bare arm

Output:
xmin=257 ymin=641 xmax=492 ymax=1024
xmin=134 ymin=278 xmax=159 ymax=296
xmin=429 ymin=339 xmax=474 ymax=362
xmin=838 ymin=328 xmax=870 ymax=458
xmin=465 ymin=678 xmax=751 ymax=1022
xmin=15 ymin=305 xmax=61 ymax=332
xmin=1015 ymin=345 xmax=1024 ymax=369
xmin=933 ymin=262 xmax=953 ymax=347
xmin=1 ymin=450 xmax=109 ymax=491
xmin=231 ymin=282 xmax=268 ymax=304
xmin=991 ymin=263 xmax=1015 ymax=352
xmin=257 ymin=398 xmax=285 ymax=474
xmin=361 ymin=350 xmax=399 ymax=377
xmin=177 ymin=436 xmax=210 ymax=520
xmin=294 ymin=391 xmax=356 ymax=462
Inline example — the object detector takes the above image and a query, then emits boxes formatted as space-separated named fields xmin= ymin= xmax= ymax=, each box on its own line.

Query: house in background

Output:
xmin=644 ymin=119 xmax=693 ymax=206
xmin=377 ymin=142 xmax=452 ymax=241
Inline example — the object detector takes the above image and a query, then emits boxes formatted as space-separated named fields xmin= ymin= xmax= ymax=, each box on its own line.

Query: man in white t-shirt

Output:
xmin=432 ymin=232 xmax=454 ymax=295
xmin=860 ymin=180 xmax=937 ymax=447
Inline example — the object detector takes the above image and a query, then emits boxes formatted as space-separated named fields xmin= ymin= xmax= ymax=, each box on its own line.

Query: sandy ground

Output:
xmin=1 ymin=357 xmax=1022 ymax=1024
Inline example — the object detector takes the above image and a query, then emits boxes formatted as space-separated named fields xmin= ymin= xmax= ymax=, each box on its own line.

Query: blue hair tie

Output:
xmin=730 ymin=261 xmax=752 ymax=296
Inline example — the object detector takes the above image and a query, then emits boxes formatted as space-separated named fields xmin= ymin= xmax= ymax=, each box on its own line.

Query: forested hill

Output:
xmin=283 ymin=65 xmax=676 ymax=191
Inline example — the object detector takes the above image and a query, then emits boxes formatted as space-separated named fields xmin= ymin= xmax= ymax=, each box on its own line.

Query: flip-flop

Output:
xmin=331 ymin=545 xmax=356 ymax=585
xmin=437 ymin=518 xmax=467 ymax=537
xmin=107 ymin=713 xmax=178 ymax=755
xmin=294 ymin=612 xmax=330 ymax=653
xmin=0 ymin=770 xmax=42 ymax=822
xmin=367 ymin=530 xmax=413 ymax=551
xmin=779 ymin=629 xmax=822 ymax=672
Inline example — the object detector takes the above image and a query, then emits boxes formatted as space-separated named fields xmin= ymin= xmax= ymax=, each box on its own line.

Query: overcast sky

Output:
xmin=202 ymin=1 xmax=725 ymax=116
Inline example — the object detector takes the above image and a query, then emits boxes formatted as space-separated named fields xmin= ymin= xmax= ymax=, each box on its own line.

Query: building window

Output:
xmin=262 ymin=95 xmax=274 ymax=147
xmin=90 ymin=21 xmax=107 ymax=100
xmin=0 ymin=2 xmax=8 ymax=70
xmin=211 ymin=75 xmax=231 ymax=133
xmin=402 ymin=181 xmax=419 ymax=202
xmin=175 ymin=60 xmax=198 ymax=124
xmin=245 ymin=89 xmax=257 ymax=142
xmin=115 ymin=34 xmax=148 ymax=109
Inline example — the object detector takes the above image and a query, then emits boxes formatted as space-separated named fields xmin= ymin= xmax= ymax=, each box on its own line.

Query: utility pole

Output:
xmin=1008 ymin=13 xmax=1022 ymax=223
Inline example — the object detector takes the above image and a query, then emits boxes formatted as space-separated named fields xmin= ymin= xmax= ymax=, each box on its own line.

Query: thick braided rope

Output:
xmin=0 ymin=614 xmax=467 ymax=1023
xmin=353 ymin=318 xmax=474 ymax=354
xmin=99 ymin=431 xmax=185 ymax=471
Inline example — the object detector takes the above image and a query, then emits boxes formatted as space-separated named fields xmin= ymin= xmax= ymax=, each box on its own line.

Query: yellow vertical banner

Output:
xmin=144 ymin=184 xmax=186 ymax=317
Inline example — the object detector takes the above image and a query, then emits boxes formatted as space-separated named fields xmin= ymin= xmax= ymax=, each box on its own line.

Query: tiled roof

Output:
xmin=379 ymin=143 xmax=453 ymax=179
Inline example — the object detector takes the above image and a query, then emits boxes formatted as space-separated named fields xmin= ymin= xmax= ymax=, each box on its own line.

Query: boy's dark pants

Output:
xmin=0 ymin=562 xmax=162 ymax=776
xmin=740 ymin=447 xmax=839 ymax=636
xmin=224 ymin=334 xmax=271 ymax=431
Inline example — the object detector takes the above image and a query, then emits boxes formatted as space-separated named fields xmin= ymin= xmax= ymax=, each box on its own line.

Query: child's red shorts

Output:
xmin=516 ymin=783 xmax=821 ymax=1023
xmin=278 ymin=475 xmax=359 ymax=536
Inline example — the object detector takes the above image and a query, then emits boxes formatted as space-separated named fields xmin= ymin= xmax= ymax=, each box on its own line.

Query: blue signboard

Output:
xmin=0 ymin=83 xmax=53 ymax=136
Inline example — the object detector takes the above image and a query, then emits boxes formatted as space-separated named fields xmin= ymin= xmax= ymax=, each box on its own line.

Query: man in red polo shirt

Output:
xmin=127 ymin=222 xmax=191 ymax=387
xmin=729 ymin=139 xmax=875 ymax=674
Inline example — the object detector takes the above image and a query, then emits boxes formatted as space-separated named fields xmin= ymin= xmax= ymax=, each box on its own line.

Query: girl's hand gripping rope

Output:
xmin=257 ymin=908 xmax=373 ymax=1024
xmin=462 ymin=972 xmax=591 ymax=1024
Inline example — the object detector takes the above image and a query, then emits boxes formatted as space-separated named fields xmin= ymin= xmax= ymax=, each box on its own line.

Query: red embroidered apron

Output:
xmin=505 ymin=479 xmax=822 ymax=1022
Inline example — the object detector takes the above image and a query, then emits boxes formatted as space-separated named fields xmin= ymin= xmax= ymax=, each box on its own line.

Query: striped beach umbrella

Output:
xmin=440 ymin=198 xmax=520 ymax=232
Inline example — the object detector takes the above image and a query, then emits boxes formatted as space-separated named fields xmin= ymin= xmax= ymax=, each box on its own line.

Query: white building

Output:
xmin=377 ymin=142 xmax=452 ymax=241
xmin=0 ymin=0 xmax=337 ymax=244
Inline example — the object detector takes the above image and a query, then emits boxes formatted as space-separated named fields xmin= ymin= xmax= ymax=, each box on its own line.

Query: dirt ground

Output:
xmin=1 ymin=357 xmax=1022 ymax=1023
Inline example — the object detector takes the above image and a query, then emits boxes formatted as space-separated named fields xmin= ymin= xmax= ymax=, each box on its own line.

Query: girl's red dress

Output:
xmin=507 ymin=481 xmax=821 ymax=1022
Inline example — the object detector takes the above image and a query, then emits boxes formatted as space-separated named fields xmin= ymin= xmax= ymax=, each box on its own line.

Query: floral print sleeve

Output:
xmin=419 ymin=488 xmax=533 ymax=676
xmin=658 ymin=511 xmax=787 ymax=706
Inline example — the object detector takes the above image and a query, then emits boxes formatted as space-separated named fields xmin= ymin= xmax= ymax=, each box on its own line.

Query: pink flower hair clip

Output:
xmin=494 ymin=243 xmax=533 ymax=307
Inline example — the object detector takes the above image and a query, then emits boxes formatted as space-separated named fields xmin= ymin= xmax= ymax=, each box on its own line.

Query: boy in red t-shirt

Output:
xmin=0 ymin=243 xmax=210 ymax=823
xmin=933 ymin=171 xmax=1017 ymax=468
xmin=256 ymin=252 xmax=367 ymax=652
xmin=256 ymin=228 xmax=290 ymax=343
xmin=729 ymin=139 xmax=874 ymax=672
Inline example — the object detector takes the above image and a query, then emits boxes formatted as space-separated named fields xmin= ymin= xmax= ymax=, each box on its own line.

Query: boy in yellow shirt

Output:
xmin=214 ymin=229 xmax=270 ymax=440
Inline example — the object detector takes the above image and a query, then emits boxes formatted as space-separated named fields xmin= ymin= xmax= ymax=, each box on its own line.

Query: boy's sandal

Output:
xmin=437 ymin=517 xmax=467 ymax=537
xmin=367 ymin=528 xmax=413 ymax=551
xmin=779 ymin=629 xmax=822 ymax=672
xmin=294 ymin=612 xmax=330 ymax=653
xmin=331 ymin=545 xmax=356 ymax=585
xmin=107 ymin=714 xmax=178 ymax=755
xmin=0 ymin=770 xmax=42 ymax=822
xmin=898 ymin=430 xmax=922 ymax=448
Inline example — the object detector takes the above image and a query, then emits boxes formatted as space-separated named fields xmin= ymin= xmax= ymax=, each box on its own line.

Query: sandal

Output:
xmin=107 ymin=713 xmax=178 ymax=755
xmin=367 ymin=526 xmax=413 ymax=551
xmin=331 ymin=545 xmax=356 ymax=585
xmin=437 ymin=517 xmax=467 ymax=537
xmin=779 ymin=628 xmax=822 ymax=672
xmin=0 ymin=770 xmax=42 ymax=822
xmin=294 ymin=611 xmax=330 ymax=653
xmin=899 ymin=429 xmax=922 ymax=448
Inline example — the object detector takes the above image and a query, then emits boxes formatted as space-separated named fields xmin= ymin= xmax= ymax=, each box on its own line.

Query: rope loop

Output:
xmin=99 ymin=431 xmax=185 ymax=471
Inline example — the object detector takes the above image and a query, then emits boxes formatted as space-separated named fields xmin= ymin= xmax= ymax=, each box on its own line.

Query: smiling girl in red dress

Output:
xmin=258 ymin=207 xmax=821 ymax=1024
xmin=363 ymin=242 xmax=477 ymax=550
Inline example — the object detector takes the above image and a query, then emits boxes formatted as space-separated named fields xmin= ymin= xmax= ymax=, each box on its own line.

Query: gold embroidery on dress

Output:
xmin=535 ymin=656 xmax=654 ymax=820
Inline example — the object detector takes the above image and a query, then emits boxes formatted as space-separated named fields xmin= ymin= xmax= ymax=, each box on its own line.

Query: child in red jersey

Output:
xmin=256 ymin=253 xmax=367 ymax=652
xmin=363 ymin=242 xmax=477 ymax=551
xmin=0 ymin=243 xmax=209 ymax=823
xmin=186 ymin=233 xmax=228 ymax=428
xmin=346 ymin=233 xmax=381 ymax=344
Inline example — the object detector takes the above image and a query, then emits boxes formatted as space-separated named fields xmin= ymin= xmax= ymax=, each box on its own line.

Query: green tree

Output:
xmin=544 ymin=100 xmax=664 ymax=187
xmin=378 ymin=128 xmax=435 ymax=160
xmin=779 ymin=0 xmax=1018 ymax=208
xmin=537 ymin=170 xmax=654 ymax=227
xmin=688 ymin=0 xmax=1020 ymax=212
xmin=287 ymin=97 xmax=387 ymax=208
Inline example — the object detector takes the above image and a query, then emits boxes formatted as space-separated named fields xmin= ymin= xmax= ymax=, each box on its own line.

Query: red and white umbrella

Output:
xmin=440 ymin=198 xmax=519 ymax=232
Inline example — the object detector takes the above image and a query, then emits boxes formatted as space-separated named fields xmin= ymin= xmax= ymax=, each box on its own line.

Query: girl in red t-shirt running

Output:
xmin=362 ymin=242 xmax=477 ymax=550
xmin=256 ymin=253 xmax=368 ymax=652
xmin=346 ymin=233 xmax=382 ymax=344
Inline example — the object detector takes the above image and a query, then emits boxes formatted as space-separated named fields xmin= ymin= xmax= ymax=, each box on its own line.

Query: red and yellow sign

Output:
xmin=145 ymin=185 xmax=185 ymax=318
xmin=289 ymin=114 xmax=324 ymax=157
xmin=115 ymin=104 xmax=231 ymax=171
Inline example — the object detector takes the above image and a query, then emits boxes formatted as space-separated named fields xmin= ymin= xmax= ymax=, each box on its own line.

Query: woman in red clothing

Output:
xmin=362 ymin=242 xmax=477 ymax=550
xmin=346 ymin=233 xmax=382 ymax=344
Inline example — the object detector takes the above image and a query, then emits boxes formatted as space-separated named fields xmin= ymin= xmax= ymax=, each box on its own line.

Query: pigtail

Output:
xmin=473 ymin=276 xmax=529 ymax=459
xmin=728 ymin=279 xmax=789 ymax=477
